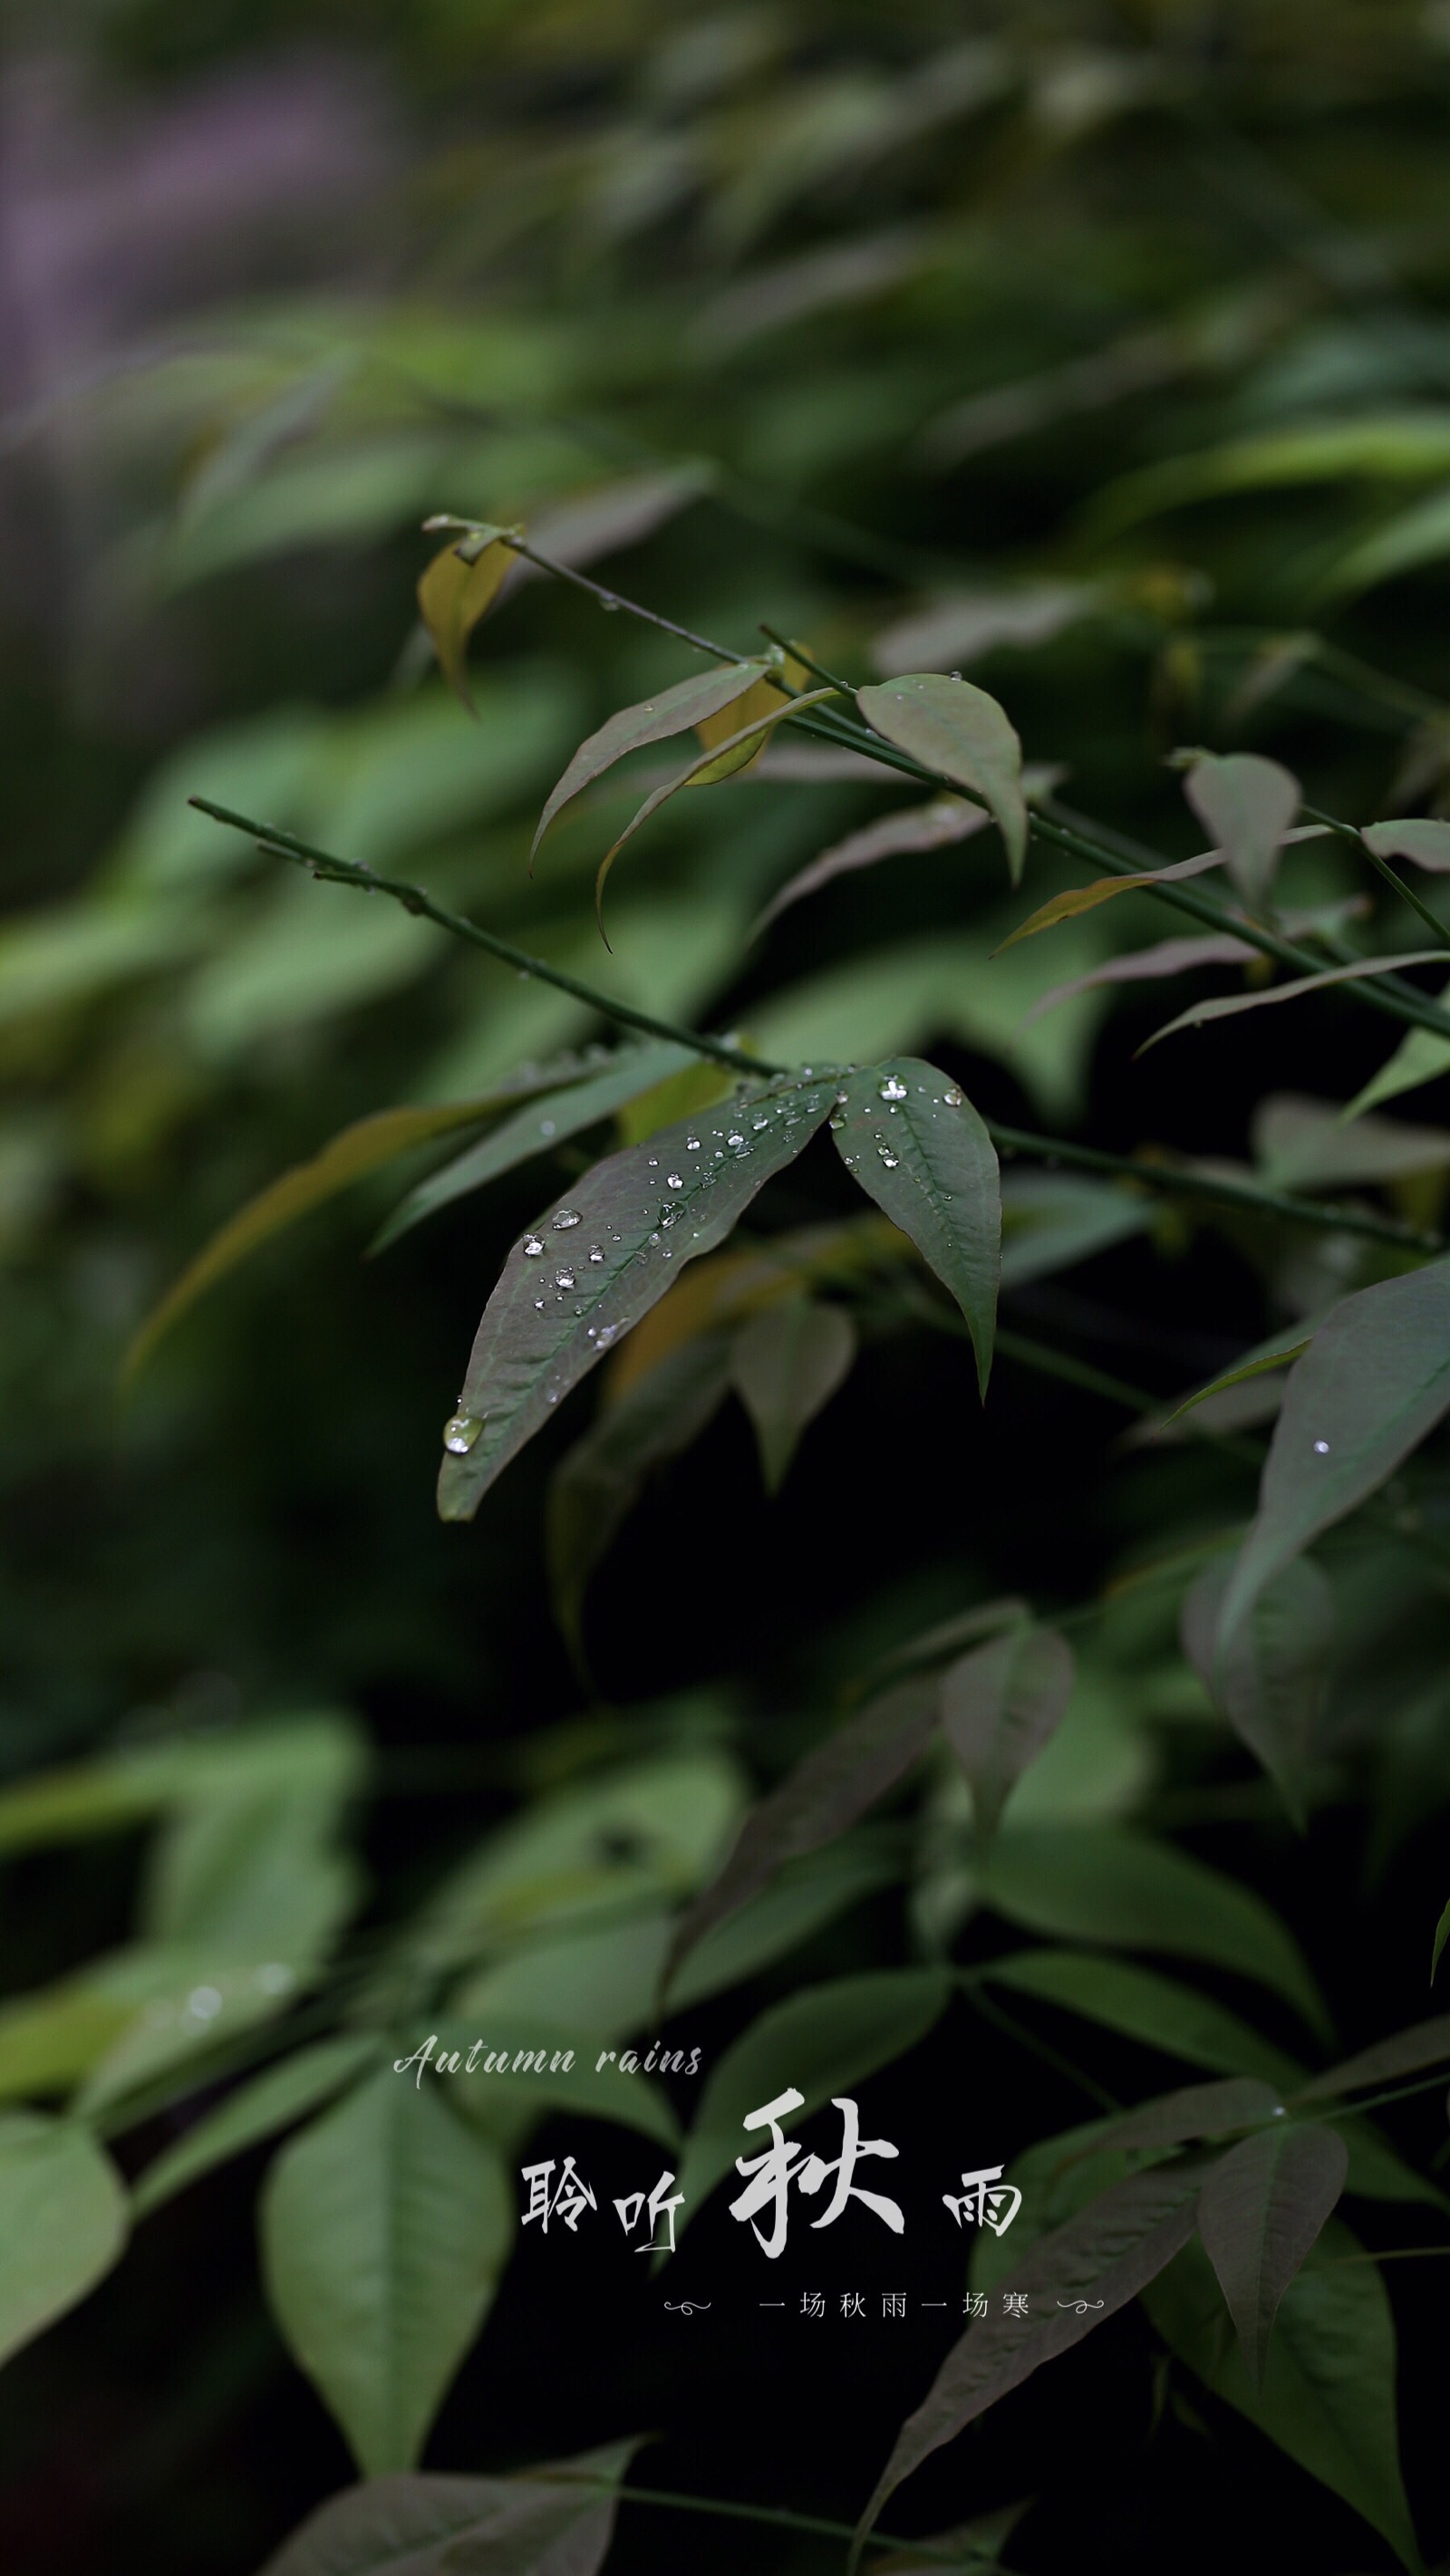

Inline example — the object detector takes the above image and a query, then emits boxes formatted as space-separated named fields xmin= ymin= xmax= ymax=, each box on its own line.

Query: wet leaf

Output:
xmin=940 ymin=1626 xmax=1075 ymax=1838
xmin=1294 ymin=2013 xmax=1450 ymax=2102
xmin=1363 ymin=818 xmax=1450 ymax=871
xmin=530 ymin=661 xmax=771 ymax=862
xmin=981 ymin=1952 xmax=1302 ymax=2089
xmin=1215 ymin=1257 xmax=1450 ymax=1652
xmin=0 ymin=2112 xmax=128 ymax=2368
xmin=752 ymin=796 xmax=990 ymax=939
xmin=730 ymin=1296 xmax=857 ymax=1491
xmin=546 ymin=1335 xmax=734 ymax=1659
xmin=1139 ymin=950 xmax=1449 ymax=1054
xmin=830 ymin=1057 xmax=1000 ymax=1393
xmin=1182 ymin=1556 xmax=1334 ymax=1821
xmin=1090 ymin=2077 xmax=1284 ymax=2158
xmin=856 ymin=674 xmax=1028 ymax=881
xmin=665 ymin=1682 xmax=938 ymax=1997
xmin=261 ymin=2067 xmax=512 ymax=2474
xmin=131 ymin=2035 xmax=380 ymax=2218
xmin=256 ymin=2439 xmax=642 ymax=2576
xmin=372 ymin=1043 xmax=697 ymax=1252
xmin=855 ymin=2162 xmax=1205 ymax=2556
xmin=1184 ymin=753 xmax=1300 ymax=909
xmin=1197 ymin=2120 xmax=1348 ymax=2384
xmin=417 ymin=533 xmax=516 ymax=711
xmin=436 ymin=1080 xmax=836 ymax=1523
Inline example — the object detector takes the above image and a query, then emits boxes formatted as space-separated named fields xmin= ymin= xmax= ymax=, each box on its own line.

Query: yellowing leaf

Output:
xmin=996 ymin=824 xmax=1329 ymax=953
xmin=531 ymin=661 xmax=771 ymax=862
xmin=416 ymin=531 xmax=516 ymax=710
xmin=691 ymin=672 xmax=795 ymax=782
xmin=594 ymin=689 xmax=836 ymax=937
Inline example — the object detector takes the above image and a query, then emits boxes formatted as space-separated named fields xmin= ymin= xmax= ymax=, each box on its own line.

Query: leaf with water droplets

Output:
xmin=256 ymin=2438 xmax=643 ymax=2576
xmin=939 ymin=1625 xmax=1074 ymax=1839
xmin=417 ymin=530 xmax=516 ymax=711
xmin=1184 ymin=752 xmax=1300 ymax=908
xmin=1363 ymin=817 xmax=1450 ymax=871
xmin=529 ymin=661 xmax=771 ymax=862
xmin=856 ymin=674 xmax=1029 ymax=881
xmin=437 ymin=1081 xmax=836 ymax=1521
xmin=830 ymin=1057 xmax=999 ymax=1394
xmin=372 ymin=1042 xmax=697 ymax=1252
xmin=1182 ymin=1554 xmax=1334 ymax=1824
xmin=730 ymin=1295 xmax=857 ymax=1493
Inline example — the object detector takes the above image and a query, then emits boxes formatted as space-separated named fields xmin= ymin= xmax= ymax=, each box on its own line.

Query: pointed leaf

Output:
xmin=855 ymin=2162 xmax=1205 ymax=2556
xmin=0 ymin=2112 xmax=128 ymax=2367
xmin=434 ymin=2023 xmax=679 ymax=2151
xmin=1182 ymin=1555 xmax=1333 ymax=1820
xmin=257 ymin=2440 xmax=642 ymax=2576
xmin=530 ymin=661 xmax=770 ymax=861
xmin=730 ymin=1296 xmax=856 ymax=1491
xmin=1252 ymin=1090 xmax=1450 ymax=1189
xmin=417 ymin=534 xmax=516 ymax=711
xmin=668 ymin=1836 xmax=902 ymax=2012
xmin=974 ymin=1829 xmax=1328 ymax=2031
xmin=436 ymin=1081 xmax=836 ymax=1521
xmin=940 ymin=1626 xmax=1075 ymax=1838
xmin=851 ymin=1597 xmax=1030 ymax=1704
xmin=996 ymin=824 xmax=1332 ymax=952
xmin=1139 ymin=950 xmax=1449 ymax=1053
xmin=856 ymin=675 xmax=1028 ymax=880
xmin=981 ymin=1952 xmax=1303 ymax=2089
xmin=131 ymin=2035 xmax=380 ymax=2218
xmin=1295 ymin=2013 xmax=1450 ymax=2102
xmin=1364 ymin=818 xmax=1450 ymax=871
xmin=665 ymin=1681 xmax=939 ymax=1996
xmin=1091 ymin=2078 xmax=1284 ymax=2158
xmin=1023 ymin=932 xmax=1256 ymax=1025
xmin=691 ymin=672 xmax=795 ymax=783
xmin=594 ymin=690 xmax=836 ymax=931
xmin=1198 ymin=2120 xmax=1348 ymax=2384
xmin=1184 ymin=754 xmax=1300 ymax=909
xmin=372 ymin=1043 xmax=697 ymax=1253
xmin=673 ymin=1969 xmax=951 ymax=2232
xmin=753 ymin=796 xmax=990 ymax=938
xmin=1216 ymin=1257 xmax=1450 ymax=1651
xmin=1155 ymin=1330 xmax=1312 ymax=1430
xmin=546 ymin=1335 xmax=734 ymax=1659
xmin=831 ymin=1058 xmax=1000 ymax=1393
xmin=261 ymin=2068 xmax=512 ymax=2474
xmin=1344 ymin=975 xmax=1450 ymax=1116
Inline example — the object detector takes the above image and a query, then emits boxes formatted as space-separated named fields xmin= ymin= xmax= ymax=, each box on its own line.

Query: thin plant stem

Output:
xmin=1319 ymin=2244 xmax=1450 ymax=2266
xmin=422 ymin=518 xmax=753 ymax=664
xmin=960 ymin=1973 xmax=1121 ymax=2113
xmin=539 ymin=2476 xmax=987 ymax=2564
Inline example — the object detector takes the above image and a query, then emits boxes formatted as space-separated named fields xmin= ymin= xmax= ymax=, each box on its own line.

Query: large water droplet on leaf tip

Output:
xmin=443 ymin=1413 xmax=483 ymax=1453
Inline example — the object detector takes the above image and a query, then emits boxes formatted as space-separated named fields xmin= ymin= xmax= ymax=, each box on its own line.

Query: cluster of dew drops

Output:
xmin=833 ymin=1070 xmax=964 ymax=1177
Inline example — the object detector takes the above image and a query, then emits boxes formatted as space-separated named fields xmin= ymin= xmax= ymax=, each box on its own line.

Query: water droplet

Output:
xmin=751 ymin=1115 xmax=769 ymax=1132
xmin=647 ymin=1156 xmax=659 ymax=1168
xmin=588 ymin=1244 xmax=605 ymax=1263
xmin=534 ymin=1298 xmax=545 ymax=1309
xmin=942 ymin=1085 xmax=963 ymax=1107
xmin=596 ymin=1324 xmax=618 ymax=1346
xmin=555 ymin=1209 xmax=582 ymax=1229
xmin=666 ymin=1172 xmax=683 ymax=1190
xmin=727 ymin=1132 xmax=745 ymax=1149
xmin=686 ymin=1135 xmax=701 ymax=1151
xmin=256 ymin=1963 xmax=294 ymax=1994
xmin=829 ymin=1115 xmax=846 ymax=1130
xmin=523 ymin=1235 xmax=545 ymax=1257
xmin=879 ymin=1075 xmax=909 ymax=1103
xmin=184 ymin=1985 xmax=223 ymax=2024
xmin=555 ymin=1270 xmax=575 ymax=1290
xmin=443 ymin=1414 xmax=483 ymax=1453
xmin=836 ymin=1089 xmax=850 ymax=1105
xmin=539 ymin=1118 xmax=556 ymax=1138
xmin=878 ymin=1149 xmax=899 ymax=1169
xmin=648 ymin=1230 xmax=662 ymax=1244
xmin=1313 ymin=1439 xmax=1330 ymax=1454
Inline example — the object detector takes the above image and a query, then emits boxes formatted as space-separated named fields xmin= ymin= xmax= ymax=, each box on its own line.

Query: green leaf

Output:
xmin=436 ymin=1080 xmax=836 ymax=1522
xmin=594 ymin=689 xmax=836 ymax=933
xmin=855 ymin=2162 xmax=1205 ymax=2559
xmin=1343 ymin=976 xmax=1450 ymax=1116
xmin=1254 ymin=1090 xmax=1450 ymax=1190
xmin=1294 ymin=2012 xmax=1450 ymax=2101
xmin=1216 ymin=1258 xmax=1450 ymax=1651
xmin=416 ymin=533 xmax=516 ymax=711
xmin=981 ymin=1952 xmax=1303 ymax=2088
xmin=433 ymin=2022 xmax=680 ymax=2149
xmin=530 ymin=661 xmax=770 ymax=861
xmin=1139 ymin=950 xmax=1449 ymax=1055
xmin=730 ymin=1296 xmax=857 ymax=1491
xmin=974 ymin=1828 xmax=1329 ymax=2032
xmin=752 ymin=796 xmax=991 ymax=939
xmin=0 ymin=2112 xmax=128 ymax=2367
xmin=1146 ymin=2228 xmax=1421 ymax=2570
xmin=1364 ymin=818 xmax=1450 ymax=871
xmin=831 ymin=1058 xmax=1000 ymax=1392
xmin=450 ymin=1917 xmax=670 ymax=2040
xmin=77 ymin=1957 xmax=313 ymax=2118
xmin=0 ymin=1714 xmax=365 ymax=1857
xmin=664 ymin=1683 xmax=938 ymax=1997
xmin=851 ymin=1597 xmax=1030 ymax=1704
xmin=256 ymin=2438 xmax=641 ymax=2576
xmin=140 ymin=1788 xmax=359 ymax=1968
xmin=1092 ymin=2077 xmax=1285 ymax=2157
xmin=546 ymin=1336 xmax=735 ymax=1658
xmin=999 ymin=1174 xmax=1153 ymax=1287
xmin=668 ymin=1835 xmax=902 ymax=2012
xmin=1184 ymin=754 xmax=1300 ymax=910
xmin=372 ymin=1043 xmax=700 ymax=1252
xmin=131 ymin=2035 xmax=381 ymax=2218
xmin=1197 ymin=2120 xmax=1348 ymax=2384
xmin=1182 ymin=1555 xmax=1333 ymax=1821
xmin=1155 ymin=1329 xmax=1312 ymax=1429
xmin=940 ymin=1626 xmax=1074 ymax=1838
xmin=856 ymin=675 xmax=1028 ymax=881
xmin=674 ymin=1968 xmax=951 ymax=2231
xmin=261 ymin=2067 xmax=512 ymax=2474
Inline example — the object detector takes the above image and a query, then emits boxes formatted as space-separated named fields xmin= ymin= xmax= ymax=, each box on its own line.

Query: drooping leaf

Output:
xmin=372 ymin=1042 xmax=698 ymax=1253
xmin=999 ymin=1174 xmax=1153 ymax=1286
xmin=974 ymin=1828 xmax=1328 ymax=2031
xmin=594 ymin=689 xmax=836 ymax=931
xmin=856 ymin=674 xmax=1028 ymax=881
xmin=690 ymin=671 xmax=796 ymax=783
xmin=849 ymin=1597 xmax=1030 ymax=1704
xmin=140 ymin=1784 xmax=358 ymax=1969
xmin=1138 ymin=950 xmax=1449 ymax=1054
xmin=1363 ymin=817 xmax=1450 ymax=871
xmin=450 ymin=1916 xmax=671 ymax=2040
xmin=0 ymin=2112 xmax=128 ymax=2367
xmin=1184 ymin=753 xmax=1300 ymax=910
xmin=1294 ymin=2013 xmax=1450 ymax=2102
xmin=1182 ymin=1555 xmax=1334 ymax=1820
xmin=854 ymin=2162 xmax=1205 ymax=2558
xmin=546 ymin=1335 xmax=735 ymax=1658
xmin=730 ymin=1296 xmax=857 ymax=1491
xmin=1146 ymin=2228 xmax=1420 ymax=2571
xmin=1344 ymin=975 xmax=1450 ymax=1117
xmin=76 ymin=1957 xmax=313 ymax=2118
xmin=665 ymin=1682 xmax=938 ymax=1996
xmin=434 ymin=2021 xmax=680 ymax=2150
xmin=1215 ymin=1257 xmax=1450 ymax=1652
xmin=1090 ymin=2077 xmax=1284 ymax=2158
xmin=673 ymin=1968 xmax=951 ymax=2232
xmin=980 ymin=1952 xmax=1303 ymax=2089
xmin=436 ymin=1081 xmax=836 ymax=1522
xmin=1022 ymin=932 xmax=1256 ymax=1026
xmin=131 ymin=2035 xmax=381 ymax=2218
xmin=752 ymin=796 xmax=991 ymax=938
xmin=870 ymin=2503 xmax=1029 ymax=2576
xmin=417 ymin=533 xmax=516 ymax=711
xmin=257 ymin=2439 xmax=642 ymax=2576
xmin=529 ymin=661 xmax=771 ymax=862
xmin=939 ymin=1626 xmax=1075 ymax=1838
xmin=260 ymin=2067 xmax=513 ymax=2474
xmin=667 ymin=1835 xmax=902 ymax=2012
xmin=994 ymin=825 xmax=1329 ymax=952
xmin=1154 ymin=1328 xmax=1313 ymax=1430
xmin=1197 ymin=2120 xmax=1348 ymax=2384
xmin=831 ymin=1058 xmax=1000 ymax=1393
